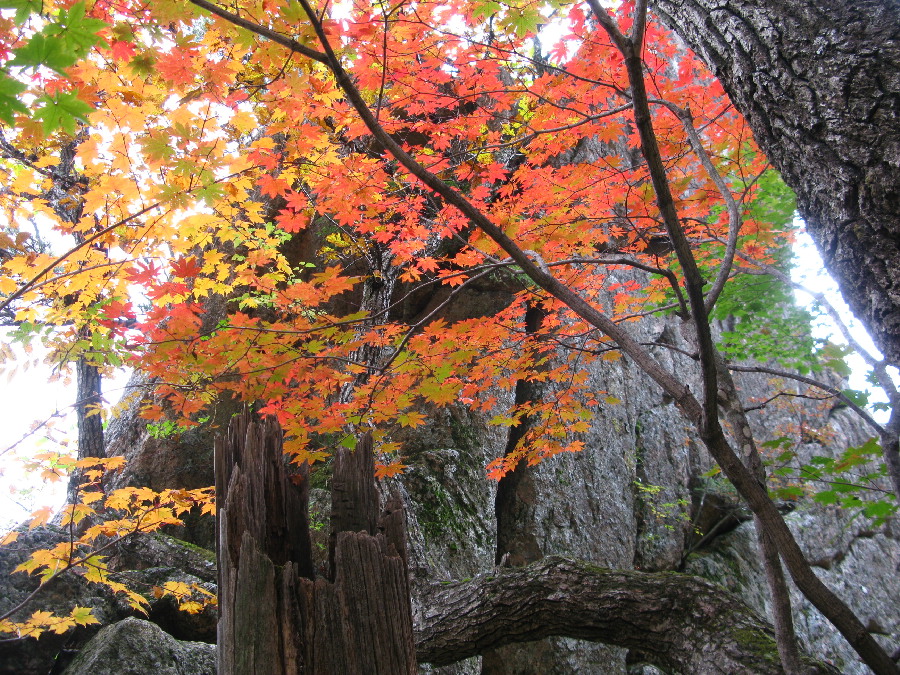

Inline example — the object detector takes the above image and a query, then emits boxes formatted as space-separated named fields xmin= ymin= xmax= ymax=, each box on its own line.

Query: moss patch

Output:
xmin=154 ymin=533 xmax=216 ymax=563
xmin=731 ymin=626 xmax=781 ymax=666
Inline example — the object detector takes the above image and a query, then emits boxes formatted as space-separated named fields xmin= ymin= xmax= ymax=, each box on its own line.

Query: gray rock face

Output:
xmin=687 ymin=507 xmax=900 ymax=674
xmin=103 ymin=372 xmax=241 ymax=550
xmin=393 ymin=307 xmax=899 ymax=673
xmin=399 ymin=312 xmax=698 ymax=674
xmin=63 ymin=617 xmax=215 ymax=675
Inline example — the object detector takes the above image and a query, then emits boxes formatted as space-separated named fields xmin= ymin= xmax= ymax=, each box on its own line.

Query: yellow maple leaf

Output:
xmin=28 ymin=506 xmax=54 ymax=529
xmin=70 ymin=606 xmax=100 ymax=626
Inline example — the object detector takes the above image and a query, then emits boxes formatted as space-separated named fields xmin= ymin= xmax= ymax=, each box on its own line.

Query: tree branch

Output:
xmin=728 ymin=363 xmax=884 ymax=435
xmin=651 ymin=99 xmax=743 ymax=313
xmin=187 ymin=0 xmax=328 ymax=64
xmin=0 ymin=202 xmax=163 ymax=318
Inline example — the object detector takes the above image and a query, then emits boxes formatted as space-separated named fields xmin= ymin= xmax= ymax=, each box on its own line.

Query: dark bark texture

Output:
xmin=493 ymin=304 xmax=546 ymax=570
xmin=414 ymin=556 xmax=837 ymax=674
xmin=215 ymin=412 xmax=416 ymax=675
xmin=75 ymin=356 xmax=104 ymax=461
xmin=651 ymin=0 xmax=900 ymax=366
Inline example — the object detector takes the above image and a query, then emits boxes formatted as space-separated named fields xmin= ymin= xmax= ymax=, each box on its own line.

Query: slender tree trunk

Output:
xmin=41 ymin=138 xmax=102 ymax=505
xmin=651 ymin=0 xmax=900 ymax=369
xmin=482 ymin=304 xmax=548 ymax=675
xmin=493 ymin=304 xmax=546 ymax=569
xmin=66 ymin=345 xmax=105 ymax=508
xmin=715 ymin=357 xmax=806 ymax=674
xmin=215 ymin=412 xmax=416 ymax=674
xmin=75 ymin=354 xmax=104 ymax=461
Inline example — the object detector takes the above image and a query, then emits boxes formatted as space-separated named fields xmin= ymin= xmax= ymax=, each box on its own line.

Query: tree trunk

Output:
xmin=483 ymin=304 xmax=552 ymax=674
xmin=75 ymin=355 xmax=104 ymax=461
xmin=651 ymin=0 xmax=900 ymax=367
xmin=215 ymin=411 xmax=416 ymax=674
xmin=493 ymin=304 xmax=546 ymax=569
xmin=66 ymin=333 xmax=105 ymax=507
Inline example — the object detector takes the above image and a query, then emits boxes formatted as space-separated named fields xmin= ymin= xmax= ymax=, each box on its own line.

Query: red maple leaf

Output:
xmin=171 ymin=256 xmax=202 ymax=279
xmin=157 ymin=48 xmax=197 ymax=87
xmin=110 ymin=40 xmax=137 ymax=62
xmin=257 ymin=174 xmax=289 ymax=199
xmin=276 ymin=209 xmax=310 ymax=233
xmin=480 ymin=162 xmax=508 ymax=184
xmin=101 ymin=299 xmax=133 ymax=320
xmin=126 ymin=261 xmax=161 ymax=285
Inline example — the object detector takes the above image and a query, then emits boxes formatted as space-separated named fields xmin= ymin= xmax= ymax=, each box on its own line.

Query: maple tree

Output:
xmin=0 ymin=0 xmax=897 ymax=672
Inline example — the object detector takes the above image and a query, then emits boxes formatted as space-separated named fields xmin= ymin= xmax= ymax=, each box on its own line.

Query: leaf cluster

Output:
xmin=0 ymin=0 xmax=106 ymax=131
xmin=0 ymin=456 xmax=215 ymax=641
xmin=766 ymin=436 xmax=897 ymax=525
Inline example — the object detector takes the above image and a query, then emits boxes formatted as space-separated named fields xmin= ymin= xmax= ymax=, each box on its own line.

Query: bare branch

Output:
xmin=187 ymin=0 xmax=328 ymax=64
xmin=728 ymin=363 xmax=884 ymax=435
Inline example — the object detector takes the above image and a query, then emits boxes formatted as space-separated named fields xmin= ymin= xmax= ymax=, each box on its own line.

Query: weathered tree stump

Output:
xmin=215 ymin=410 xmax=415 ymax=674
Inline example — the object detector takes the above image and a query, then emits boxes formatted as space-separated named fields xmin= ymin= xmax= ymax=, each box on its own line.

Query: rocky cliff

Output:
xmin=1 ymin=292 xmax=897 ymax=674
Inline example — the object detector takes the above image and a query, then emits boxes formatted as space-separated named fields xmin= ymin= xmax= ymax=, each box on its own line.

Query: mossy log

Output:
xmin=415 ymin=556 xmax=838 ymax=674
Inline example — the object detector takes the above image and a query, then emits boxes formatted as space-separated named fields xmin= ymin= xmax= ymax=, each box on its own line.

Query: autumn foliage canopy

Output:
xmin=2 ymin=0 xmax=892 ymax=655
xmin=0 ymin=0 xmax=786 ymax=462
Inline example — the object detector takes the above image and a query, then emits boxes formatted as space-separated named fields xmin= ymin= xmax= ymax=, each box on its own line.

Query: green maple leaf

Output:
xmin=0 ymin=0 xmax=41 ymax=25
xmin=472 ymin=0 xmax=502 ymax=20
xmin=34 ymin=91 xmax=94 ymax=134
xmin=70 ymin=606 xmax=100 ymax=626
xmin=128 ymin=54 xmax=157 ymax=77
xmin=503 ymin=7 xmax=542 ymax=37
xmin=0 ymin=75 xmax=28 ymax=125
xmin=47 ymin=2 xmax=109 ymax=56
xmin=7 ymin=2 xmax=107 ymax=76
xmin=140 ymin=132 xmax=175 ymax=161
xmin=8 ymin=33 xmax=76 ymax=74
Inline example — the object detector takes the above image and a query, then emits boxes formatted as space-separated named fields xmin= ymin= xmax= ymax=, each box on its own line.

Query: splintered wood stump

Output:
xmin=216 ymin=410 xmax=416 ymax=674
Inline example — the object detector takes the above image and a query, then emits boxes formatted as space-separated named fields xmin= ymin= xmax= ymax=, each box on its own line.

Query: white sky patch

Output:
xmin=0 ymin=331 xmax=132 ymax=533
xmin=790 ymin=228 xmax=897 ymax=422
xmin=0 ymin=336 xmax=73 ymax=532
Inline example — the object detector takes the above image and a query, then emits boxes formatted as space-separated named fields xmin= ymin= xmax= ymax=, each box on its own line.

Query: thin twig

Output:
xmin=728 ymin=363 xmax=884 ymax=435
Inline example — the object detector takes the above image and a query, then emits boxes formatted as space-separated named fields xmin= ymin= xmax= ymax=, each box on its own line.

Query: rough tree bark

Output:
xmin=415 ymin=556 xmax=837 ymax=674
xmin=74 ymin=354 xmax=104 ymax=462
xmin=66 ymin=347 xmax=105 ymax=510
xmin=651 ymin=0 xmax=900 ymax=367
xmin=215 ymin=411 xmax=416 ymax=674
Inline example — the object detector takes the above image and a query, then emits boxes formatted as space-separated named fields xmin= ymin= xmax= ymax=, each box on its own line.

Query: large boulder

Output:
xmin=63 ymin=617 xmax=215 ymax=675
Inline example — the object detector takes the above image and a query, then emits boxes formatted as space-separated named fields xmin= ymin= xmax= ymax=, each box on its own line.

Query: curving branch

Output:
xmin=414 ymin=556 xmax=836 ymax=674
